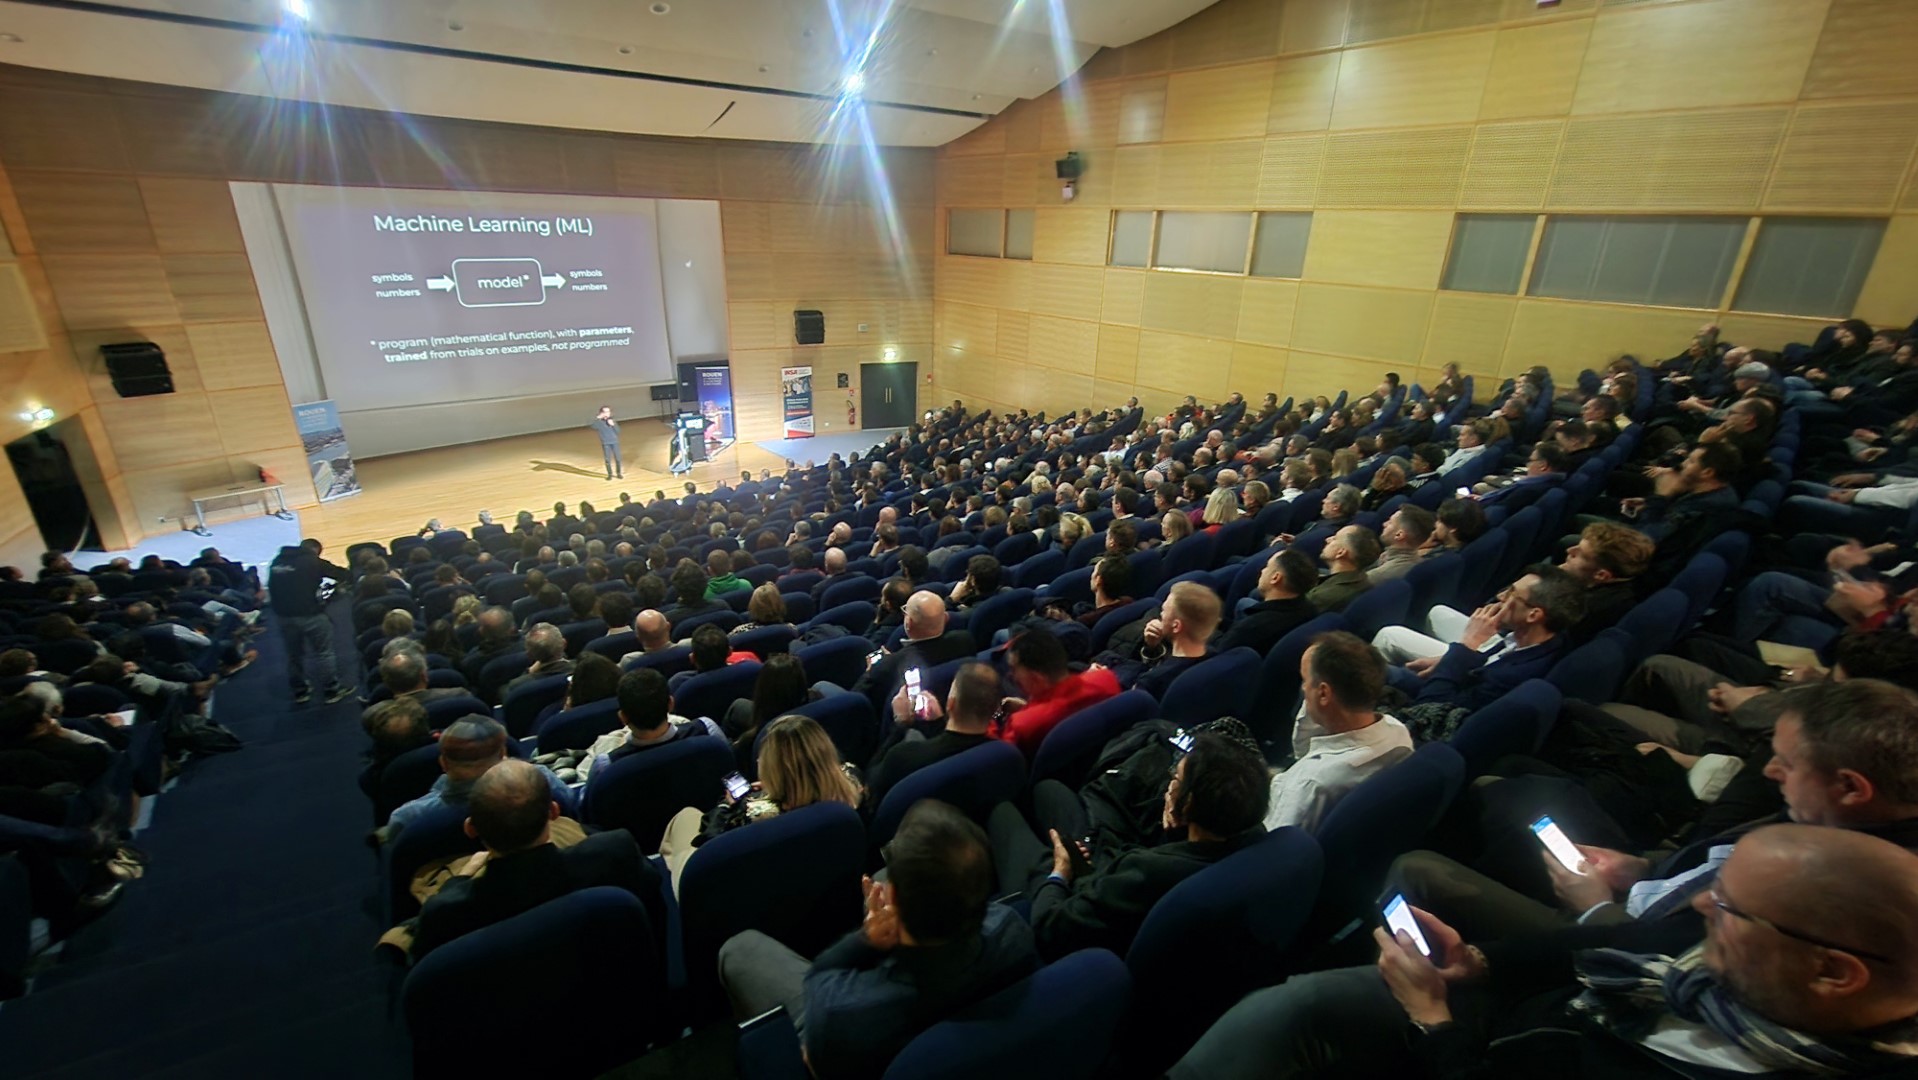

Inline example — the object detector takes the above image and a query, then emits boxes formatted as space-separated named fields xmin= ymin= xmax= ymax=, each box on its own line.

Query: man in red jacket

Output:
xmin=996 ymin=627 xmax=1120 ymax=756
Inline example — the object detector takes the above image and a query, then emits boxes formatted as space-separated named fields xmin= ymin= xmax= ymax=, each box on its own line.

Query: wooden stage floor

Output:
xmin=297 ymin=419 xmax=802 ymax=555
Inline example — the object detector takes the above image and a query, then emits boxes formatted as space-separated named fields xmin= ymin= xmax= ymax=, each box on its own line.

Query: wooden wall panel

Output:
xmin=1460 ymin=122 xmax=1562 ymax=209
xmin=1135 ymin=330 xmax=1232 ymax=400
xmin=1266 ymin=54 xmax=1342 ymax=135
xmin=207 ymin=385 xmax=297 ymax=456
xmin=0 ymin=263 xmax=49 ymax=354
xmin=1548 ymin=109 xmax=1787 ymax=211
xmin=1237 ymin=278 xmax=1299 ymax=347
xmin=1165 ymin=63 xmax=1278 ymax=143
xmin=139 ymin=178 xmax=247 ymax=254
xmin=163 ymin=254 xmax=263 ymax=322
xmin=1302 ymin=211 xmax=1453 ymax=290
xmin=1421 ymin=292 xmax=1518 ymax=371
xmin=997 ymin=310 xmax=1030 ymax=363
xmin=1027 ymin=315 xmax=1099 ymax=376
xmin=1168 ymin=0 xmax=1285 ymax=69
xmin=1141 ymin=273 xmax=1244 ymax=340
xmin=1328 ymin=32 xmax=1498 ymax=131
xmin=1802 ymin=0 xmax=1918 ymax=101
xmin=184 ymin=320 xmax=280 ymax=391
xmin=1290 ymin=283 xmax=1433 ymax=363
xmin=1716 ymin=312 xmax=1841 ymax=352
xmin=1033 ymin=208 xmax=1112 ymax=265
xmin=1111 ymin=146 xmax=1163 ymax=207
xmin=1764 ymin=103 xmax=1918 ymax=212
xmin=1101 ymin=269 xmax=1147 ymax=326
xmin=1479 ymin=19 xmax=1592 ymax=121
xmin=936 ymin=300 xmax=997 ymax=356
xmin=1158 ymin=141 xmax=1262 ymax=207
xmin=1503 ymin=299 xmax=1706 ymax=378
xmin=41 ymin=254 xmax=180 ymax=329
xmin=1096 ymin=324 xmax=1141 ymax=385
xmin=1028 ymin=264 xmax=1106 ymax=322
xmin=1228 ymin=342 xmax=1289 ymax=394
xmin=1853 ymin=215 xmax=1918 ymax=327
xmin=1571 ymin=0 xmax=1826 ymax=115
xmin=1118 ymin=80 xmax=1170 ymax=146
xmin=1318 ymin=128 xmax=1470 ymax=207
xmin=1257 ymin=135 xmax=1326 ymax=208
xmin=1280 ymin=0 xmax=1351 ymax=55
xmin=8 ymin=172 xmax=155 ymax=253
xmin=0 ymin=88 xmax=131 ymax=172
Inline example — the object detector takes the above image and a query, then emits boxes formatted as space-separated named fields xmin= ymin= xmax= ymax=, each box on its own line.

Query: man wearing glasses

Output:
xmin=1174 ymin=822 xmax=1918 ymax=1078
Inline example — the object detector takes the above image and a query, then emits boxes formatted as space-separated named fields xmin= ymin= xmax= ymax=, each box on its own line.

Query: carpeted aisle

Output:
xmin=0 ymin=607 xmax=412 ymax=1079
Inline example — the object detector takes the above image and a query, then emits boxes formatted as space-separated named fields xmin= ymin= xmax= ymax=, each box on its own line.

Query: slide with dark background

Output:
xmin=273 ymin=184 xmax=675 ymax=413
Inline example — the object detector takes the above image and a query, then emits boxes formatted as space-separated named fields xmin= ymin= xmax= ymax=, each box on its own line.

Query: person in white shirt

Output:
xmin=1438 ymin=419 xmax=1493 ymax=477
xmin=1267 ymin=631 xmax=1413 ymax=832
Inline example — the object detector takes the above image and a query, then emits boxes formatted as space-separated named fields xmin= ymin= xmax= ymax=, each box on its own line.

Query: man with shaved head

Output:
xmin=409 ymin=759 xmax=660 ymax=960
xmin=618 ymin=610 xmax=674 ymax=669
xmin=1176 ymin=822 xmax=1918 ymax=1078
xmin=845 ymin=590 xmax=976 ymax=713
xmin=382 ymin=716 xmax=575 ymax=839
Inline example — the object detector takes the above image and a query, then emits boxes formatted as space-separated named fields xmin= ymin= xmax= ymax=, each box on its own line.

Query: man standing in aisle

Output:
xmin=593 ymin=405 xmax=622 ymax=480
xmin=268 ymin=538 xmax=353 ymax=706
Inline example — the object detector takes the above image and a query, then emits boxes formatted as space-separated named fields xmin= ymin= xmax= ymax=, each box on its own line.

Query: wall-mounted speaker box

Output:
xmin=794 ymin=309 xmax=825 ymax=346
xmin=649 ymin=383 xmax=678 ymax=401
xmin=101 ymin=341 xmax=174 ymax=398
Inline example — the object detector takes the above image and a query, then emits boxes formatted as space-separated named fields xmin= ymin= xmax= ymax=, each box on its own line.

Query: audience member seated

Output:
xmin=1367 ymin=505 xmax=1437 ymax=584
xmin=1383 ymin=566 xmax=1584 ymax=741
xmin=1269 ymin=631 xmax=1413 ymax=830
xmin=730 ymin=584 xmax=791 ymax=638
xmin=869 ymin=661 xmax=999 ymax=808
xmin=499 ymin=622 xmax=572 ymax=700
xmin=945 ymin=554 xmax=1004 ymax=611
xmin=848 ymin=591 xmax=977 ymax=711
xmin=705 ymin=549 xmax=750 ymax=598
xmin=617 ymin=610 xmax=676 ymax=669
xmin=407 ymin=759 xmax=660 ymax=960
xmin=1306 ymin=525 xmax=1378 ymax=613
xmin=1218 ymin=549 xmax=1319 ymax=654
xmin=997 ymin=627 xmax=1121 ymax=756
xmin=987 ymin=727 xmax=1268 ymax=960
xmin=1125 ymin=582 xmax=1223 ymax=699
xmin=371 ymin=648 xmax=469 ymax=715
xmin=382 ymin=717 xmax=574 ymax=840
xmin=658 ymin=714 xmax=862 ymax=890
xmin=579 ymin=669 xmax=722 ymax=782
xmin=665 ymin=561 xmax=725 ymax=631
xmin=1173 ymin=825 xmax=1918 ymax=1079
xmin=864 ymin=578 xmax=912 ymax=647
xmin=360 ymin=697 xmax=432 ymax=798
xmin=717 ymin=800 xmax=1038 ymax=1079
xmin=720 ymin=654 xmax=820 ymax=769
xmin=671 ymin=623 xmax=737 ymax=695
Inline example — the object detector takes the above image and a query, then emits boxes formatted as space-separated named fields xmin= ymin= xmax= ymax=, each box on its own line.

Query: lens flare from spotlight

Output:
xmin=284 ymin=0 xmax=312 ymax=21
xmin=842 ymin=70 xmax=866 ymax=96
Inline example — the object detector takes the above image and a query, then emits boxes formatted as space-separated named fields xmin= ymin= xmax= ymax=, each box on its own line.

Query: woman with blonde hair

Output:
xmin=1057 ymin=512 xmax=1091 ymax=551
xmin=450 ymin=594 xmax=482 ymax=627
xmin=1330 ymin=446 xmax=1360 ymax=480
xmin=1158 ymin=508 xmax=1194 ymax=546
xmin=658 ymin=714 xmax=862 ymax=891
xmin=1201 ymin=487 xmax=1240 ymax=530
xmin=1030 ymin=472 xmax=1053 ymax=496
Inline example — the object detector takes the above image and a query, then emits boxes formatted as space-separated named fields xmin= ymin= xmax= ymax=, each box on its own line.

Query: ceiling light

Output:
xmin=649 ymin=2 xmax=670 ymax=13
xmin=0 ymin=32 xmax=21 ymax=43
xmin=757 ymin=64 xmax=769 ymax=73
xmin=618 ymin=44 xmax=634 ymax=55
xmin=283 ymin=0 xmax=310 ymax=21
xmin=842 ymin=70 xmax=866 ymax=96
xmin=446 ymin=19 xmax=463 ymax=30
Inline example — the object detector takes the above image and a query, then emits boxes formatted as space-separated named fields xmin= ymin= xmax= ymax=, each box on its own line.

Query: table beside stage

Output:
xmin=184 ymin=481 xmax=295 ymax=537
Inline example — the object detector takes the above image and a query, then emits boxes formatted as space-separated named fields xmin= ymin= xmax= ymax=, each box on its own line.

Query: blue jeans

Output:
xmin=1782 ymin=376 xmax=1817 ymax=394
xmin=278 ymin=612 xmax=340 ymax=693
xmin=1777 ymin=492 xmax=1900 ymax=540
xmin=1732 ymin=571 xmax=1840 ymax=649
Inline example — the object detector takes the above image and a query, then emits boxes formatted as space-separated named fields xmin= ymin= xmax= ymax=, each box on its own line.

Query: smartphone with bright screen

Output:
xmin=1454 ymin=487 xmax=1471 ymax=498
xmin=1168 ymin=730 xmax=1194 ymax=753
xmin=1382 ymin=893 xmax=1431 ymax=958
xmin=904 ymin=667 xmax=922 ymax=700
xmin=1531 ymin=815 xmax=1585 ymax=874
xmin=723 ymin=772 xmax=751 ymax=801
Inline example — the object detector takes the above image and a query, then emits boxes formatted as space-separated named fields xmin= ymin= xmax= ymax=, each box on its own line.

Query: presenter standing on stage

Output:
xmin=593 ymin=406 xmax=622 ymax=480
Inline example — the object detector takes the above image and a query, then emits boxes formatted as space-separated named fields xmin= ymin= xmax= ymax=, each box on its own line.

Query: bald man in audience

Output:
xmin=408 ymin=759 xmax=661 ymax=960
xmin=847 ymin=591 xmax=977 ymax=712
xmin=618 ymin=611 xmax=675 ymax=669
xmin=1173 ymin=824 xmax=1918 ymax=1079
xmin=381 ymin=717 xmax=575 ymax=840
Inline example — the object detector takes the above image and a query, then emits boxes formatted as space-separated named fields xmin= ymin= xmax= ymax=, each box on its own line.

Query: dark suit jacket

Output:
xmin=853 ymin=630 xmax=978 ymax=712
xmin=1417 ymin=637 xmax=1566 ymax=713
xmin=1475 ymin=472 xmax=1564 ymax=514
xmin=1216 ymin=596 xmax=1318 ymax=655
xmin=1030 ymin=829 xmax=1264 ymax=960
xmin=410 ymin=829 xmax=662 ymax=960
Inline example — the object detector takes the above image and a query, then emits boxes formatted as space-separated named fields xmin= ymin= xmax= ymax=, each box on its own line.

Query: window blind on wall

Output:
xmin=1530 ymin=215 xmax=1746 ymax=309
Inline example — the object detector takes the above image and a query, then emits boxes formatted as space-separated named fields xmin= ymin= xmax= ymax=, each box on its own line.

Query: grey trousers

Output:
xmin=602 ymin=441 xmax=622 ymax=475
xmin=277 ymin=612 xmax=339 ymax=693
xmin=717 ymin=929 xmax=810 ymax=1025
xmin=1386 ymin=849 xmax=1567 ymax=944
xmin=1170 ymin=965 xmax=1418 ymax=1080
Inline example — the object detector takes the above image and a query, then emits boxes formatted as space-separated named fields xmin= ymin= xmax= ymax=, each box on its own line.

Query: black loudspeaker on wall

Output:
xmin=649 ymin=384 xmax=678 ymax=401
xmin=794 ymin=309 xmax=825 ymax=346
xmin=100 ymin=342 xmax=174 ymax=398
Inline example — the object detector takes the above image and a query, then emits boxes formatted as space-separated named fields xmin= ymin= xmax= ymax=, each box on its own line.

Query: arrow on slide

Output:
xmin=427 ymin=276 xmax=455 ymax=291
xmin=541 ymin=273 xmax=565 ymax=289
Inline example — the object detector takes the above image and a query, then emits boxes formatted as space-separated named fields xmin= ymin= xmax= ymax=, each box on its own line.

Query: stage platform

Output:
xmin=289 ymin=419 xmax=883 ymax=556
